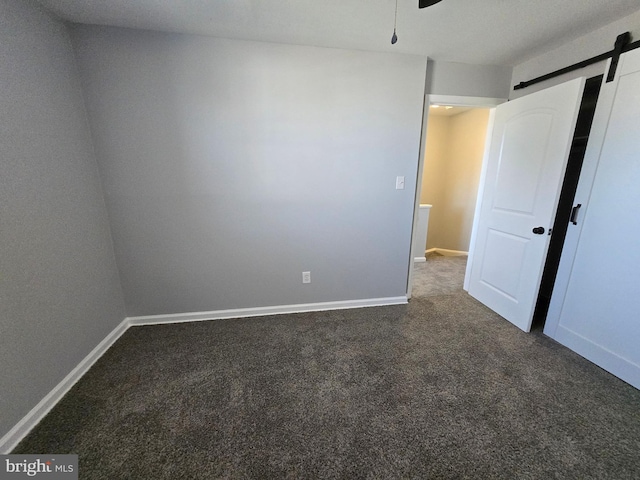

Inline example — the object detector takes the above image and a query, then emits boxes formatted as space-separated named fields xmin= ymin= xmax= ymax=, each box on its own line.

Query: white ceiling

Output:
xmin=36 ymin=0 xmax=640 ymax=66
xmin=429 ymin=105 xmax=474 ymax=117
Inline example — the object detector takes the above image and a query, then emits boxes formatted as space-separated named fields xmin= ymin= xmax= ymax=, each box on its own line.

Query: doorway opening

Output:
xmin=407 ymin=76 xmax=602 ymax=330
xmin=407 ymin=95 xmax=505 ymax=299
xmin=420 ymin=104 xmax=491 ymax=258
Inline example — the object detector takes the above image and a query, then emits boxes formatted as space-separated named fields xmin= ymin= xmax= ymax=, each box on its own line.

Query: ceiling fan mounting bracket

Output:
xmin=419 ymin=0 xmax=444 ymax=9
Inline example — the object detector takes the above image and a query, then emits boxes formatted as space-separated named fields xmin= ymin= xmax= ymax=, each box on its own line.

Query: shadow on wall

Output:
xmin=420 ymin=107 xmax=490 ymax=254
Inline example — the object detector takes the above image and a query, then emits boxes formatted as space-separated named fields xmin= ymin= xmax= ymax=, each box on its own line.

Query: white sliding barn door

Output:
xmin=467 ymin=78 xmax=585 ymax=332
xmin=545 ymin=50 xmax=640 ymax=389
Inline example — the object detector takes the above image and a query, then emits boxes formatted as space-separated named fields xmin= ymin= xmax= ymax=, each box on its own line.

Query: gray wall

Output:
xmin=511 ymin=9 xmax=640 ymax=99
xmin=426 ymin=60 xmax=512 ymax=99
xmin=0 ymin=0 xmax=126 ymax=440
xmin=72 ymin=26 xmax=427 ymax=316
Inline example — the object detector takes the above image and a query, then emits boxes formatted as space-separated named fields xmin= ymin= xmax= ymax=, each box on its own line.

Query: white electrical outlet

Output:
xmin=302 ymin=271 xmax=311 ymax=284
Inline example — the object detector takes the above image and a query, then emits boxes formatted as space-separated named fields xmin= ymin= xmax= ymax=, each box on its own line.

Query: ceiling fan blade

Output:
xmin=419 ymin=0 xmax=443 ymax=8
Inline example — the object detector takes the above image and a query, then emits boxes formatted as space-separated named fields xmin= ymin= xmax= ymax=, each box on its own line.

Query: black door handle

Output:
xmin=532 ymin=227 xmax=545 ymax=235
xmin=570 ymin=204 xmax=582 ymax=225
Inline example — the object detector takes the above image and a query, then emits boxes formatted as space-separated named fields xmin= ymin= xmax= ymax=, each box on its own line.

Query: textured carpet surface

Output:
xmin=14 ymin=256 xmax=640 ymax=479
xmin=412 ymin=253 xmax=468 ymax=297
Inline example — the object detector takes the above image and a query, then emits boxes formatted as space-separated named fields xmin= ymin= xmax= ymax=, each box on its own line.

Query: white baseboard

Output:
xmin=0 ymin=318 xmax=131 ymax=454
xmin=128 ymin=296 xmax=408 ymax=326
xmin=426 ymin=248 xmax=468 ymax=257
xmin=554 ymin=326 xmax=640 ymax=390
xmin=1 ymin=296 xmax=407 ymax=452
xmin=414 ymin=257 xmax=426 ymax=263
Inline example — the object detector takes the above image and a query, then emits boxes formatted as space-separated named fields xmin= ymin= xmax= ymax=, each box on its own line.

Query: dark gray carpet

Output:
xmin=13 ymin=256 xmax=640 ymax=479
